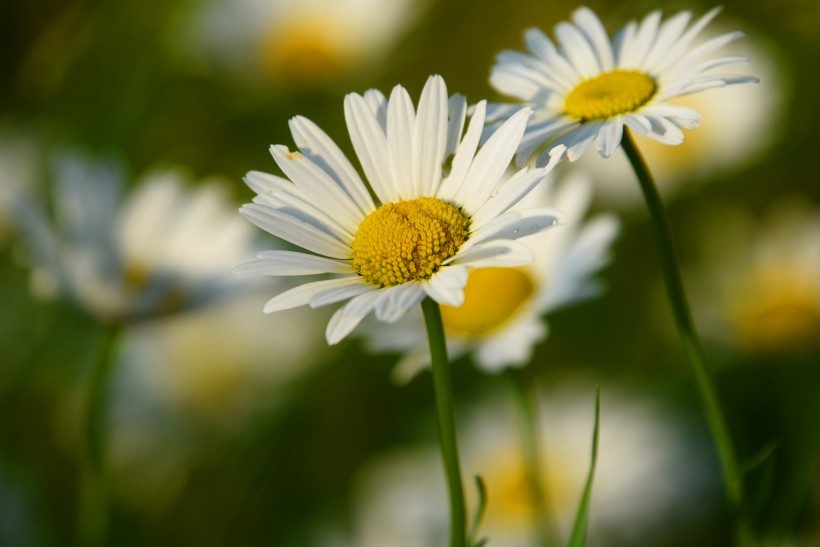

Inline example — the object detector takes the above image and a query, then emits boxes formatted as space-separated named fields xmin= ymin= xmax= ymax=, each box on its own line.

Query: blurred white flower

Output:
xmin=360 ymin=173 xmax=619 ymax=379
xmin=12 ymin=152 xmax=256 ymax=323
xmin=690 ymin=197 xmax=820 ymax=356
xmin=188 ymin=0 xmax=426 ymax=88
xmin=338 ymin=384 xmax=711 ymax=547
xmin=574 ymin=27 xmax=787 ymax=208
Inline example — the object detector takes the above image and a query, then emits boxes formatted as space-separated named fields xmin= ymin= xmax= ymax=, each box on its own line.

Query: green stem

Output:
xmin=421 ymin=297 xmax=467 ymax=547
xmin=621 ymin=130 xmax=752 ymax=546
xmin=504 ymin=370 xmax=558 ymax=547
xmin=77 ymin=322 xmax=122 ymax=547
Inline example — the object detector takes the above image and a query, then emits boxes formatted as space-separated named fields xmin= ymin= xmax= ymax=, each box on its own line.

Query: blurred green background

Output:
xmin=1 ymin=0 xmax=819 ymax=545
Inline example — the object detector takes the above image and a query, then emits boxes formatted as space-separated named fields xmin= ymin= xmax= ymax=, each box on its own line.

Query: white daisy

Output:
xmin=189 ymin=0 xmax=426 ymax=88
xmin=12 ymin=153 xmax=255 ymax=323
xmin=487 ymin=6 xmax=758 ymax=164
xmin=234 ymin=75 xmax=566 ymax=345
xmin=574 ymin=27 xmax=787 ymax=208
xmin=360 ymin=172 xmax=619 ymax=380
xmin=335 ymin=384 xmax=711 ymax=547
xmin=690 ymin=198 xmax=820 ymax=356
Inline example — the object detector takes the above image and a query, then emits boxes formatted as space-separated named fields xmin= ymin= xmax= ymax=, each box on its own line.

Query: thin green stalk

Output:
xmin=621 ymin=130 xmax=752 ymax=546
xmin=421 ymin=297 xmax=467 ymax=547
xmin=77 ymin=322 xmax=122 ymax=547
xmin=505 ymin=370 xmax=558 ymax=547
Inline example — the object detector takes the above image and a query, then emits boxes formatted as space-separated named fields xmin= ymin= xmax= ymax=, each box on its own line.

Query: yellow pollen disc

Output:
xmin=351 ymin=197 xmax=470 ymax=287
xmin=440 ymin=267 xmax=535 ymax=336
xmin=564 ymin=69 xmax=657 ymax=121
xmin=726 ymin=267 xmax=820 ymax=354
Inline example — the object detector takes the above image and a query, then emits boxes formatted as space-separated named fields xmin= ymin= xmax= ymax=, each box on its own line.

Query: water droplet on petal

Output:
xmin=512 ymin=228 xmax=519 ymax=235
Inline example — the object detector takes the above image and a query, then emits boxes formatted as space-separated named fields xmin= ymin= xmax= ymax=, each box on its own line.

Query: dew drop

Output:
xmin=512 ymin=228 xmax=519 ymax=235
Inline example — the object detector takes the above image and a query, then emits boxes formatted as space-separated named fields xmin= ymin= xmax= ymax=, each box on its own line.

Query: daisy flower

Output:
xmin=188 ymin=0 xmax=426 ymax=88
xmin=488 ymin=6 xmax=758 ymax=164
xmin=234 ymin=75 xmax=566 ymax=345
xmin=690 ymin=198 xmax=820 ymax=356
xmin=333 ymin=384 xmax=710 ymax=547
xmin=12 ymin=153 xmax=255 ymax=323
xmin=574 ymin=25 xmax=786 ymax=207
xmin=360 ymin=172 xmax=619 ymax=380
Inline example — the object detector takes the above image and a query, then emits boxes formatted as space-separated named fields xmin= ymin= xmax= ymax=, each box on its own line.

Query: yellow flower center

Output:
xmin=564 ymin=70 xmax=657 ymax=121
xmin=351 ymin=197 xmax=470 ymax=287
xmin=727 ymin=267 xmax=820 ymax=354
xmin=441 ymin=267 xmax=535 ymax=336
xmin=258 ymin=14 xmax=348 ymax=86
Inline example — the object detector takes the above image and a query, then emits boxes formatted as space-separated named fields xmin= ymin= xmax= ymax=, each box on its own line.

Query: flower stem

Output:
xmin=78 ymin=322 xmax=122 ymax=547
xmin=621 ymin=130 xmax=752 ymax=546
xmin=504 ymin=370 xmax=558 ymax=547
xmin=421 ymin=297 xmax=467 ymax=547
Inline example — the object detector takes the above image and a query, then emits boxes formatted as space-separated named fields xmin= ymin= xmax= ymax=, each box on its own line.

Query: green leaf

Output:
xmin=566 ymin=385 xmax=600 ymax=547
xmin=469 ymin=475 xmax=488 ymax=547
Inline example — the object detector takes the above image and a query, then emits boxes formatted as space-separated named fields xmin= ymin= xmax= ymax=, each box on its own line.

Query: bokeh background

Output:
xmin=1 ymin=0 xmax=819 ymax=545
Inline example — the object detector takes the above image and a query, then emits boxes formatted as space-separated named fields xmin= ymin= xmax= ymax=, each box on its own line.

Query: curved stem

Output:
xmin=78 ymin=322 xmax=122 ymax=547
xmin=621 ymin=130 xmax=751 ymax=546
xmin=504 ymin=370 xmax=558 ymax=547
xmin=421 ymin=297 xmax=467 ymax=547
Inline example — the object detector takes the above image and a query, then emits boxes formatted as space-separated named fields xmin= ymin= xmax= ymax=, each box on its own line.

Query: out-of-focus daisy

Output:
xmin=337 ymin=384 xmax=711 ymax=547
xmin=361 ymin=173 xmax=619 ymax=380
xmin=691 ymin=198 xmax=820 ymax=356
xmin=488 ymin=6 xmax=757 ymax=164
xmin=574 ymin=27 xmax=787 ymax=207
xmin=235 ymin=75 xmax=566 ymax=345
xmin=188 ymin=0 xmax=426 ymax=88
xmin=11 ymin=153 xmax=255 ymax=323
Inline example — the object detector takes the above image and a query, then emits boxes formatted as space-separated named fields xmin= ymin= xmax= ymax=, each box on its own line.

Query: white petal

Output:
xmin=464 ymin=208 xmax=566 ymax=252
xmin=595 ymin=119 xmax=624 ymax=158
xmin=555 ymin=21 xmax=602 ymax=76
xmin=288 ymin=116 xmax=375 ymax=214
xmin=654 ymin=7 xmax=722 ymax=73
xmin=471 ymin=167 xmax=548 ymax=228
xmin=642 ymin=10 xmax=692 ymax=70
xmin=414 ymin=75 xmax=449 ymax=196
xmin=326 ymin=291 xmax=382 ymax=344
xmin=423 ymin=265 xmax=467 ymax=306
xmin=233 ymin=251 xmax=354 ymax=276
xmin=344 ymin=92 xmax=399 ymax=203
xmin=484 ymin=102 xmax=528 ymax=123
xmin=239 ymin=203 xmax=350 ymax=259
xmin=627 ymin=10 xmax=662 ymax=68
xmin=374 ymin=283 xmax=425 ymax=323
xmin=445 ymin=94 xmax=467 ymax=159
xmin=364 ymin=88 xmax=388 ymax=129
xmin=437 ymin=101 xmax=487 ymax=202
xmin=270 ymin=145 xmax=362 ymax=234
xmin=642 ymin=115 xmax=685 ymax=144
xmin=641 ymin=103 xmax=700 ymax=130
xmin=572 ymin=7 xmax=615 ymax=71
xmin=244 ymin=171 xmax=294 ymax=196
xmin=569 ymin=122 xmax=606 ymax=161
xmin=386 ymin=84 xmax=417 ymax=199
xmin=451 ymin=240 xmax=534 ymax=269
xmin=516 ymin=117 xmax=575 ymax=167
xmin=458 ymin=108 xmax=531 ymax=214
xmin=263 ymin=276 xmax=363 ymax=313
xmin=310 ymin=281 xmax=376 ymax=308
xmin=250 ymin=190 xmax=353 ymax=245
xmin=622 ymin=113 xmax=653 ymax=134
xmin=522 ymin=27 xmax=578 ymax=88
